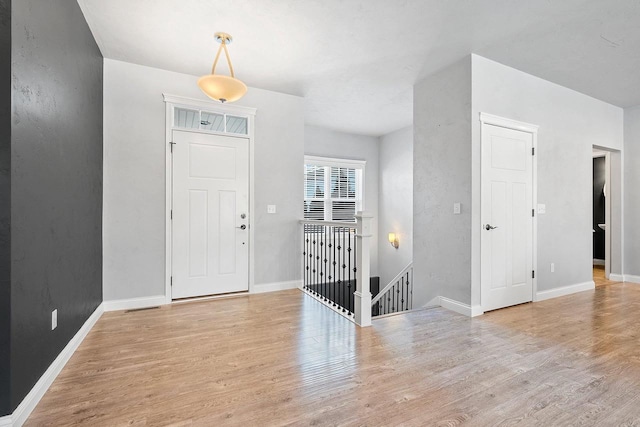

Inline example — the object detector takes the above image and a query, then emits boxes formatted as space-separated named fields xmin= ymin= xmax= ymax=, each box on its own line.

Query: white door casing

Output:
xmin=481 ymin=116 xmax=537 ymax=312
xmin=172 ymin=130 xmax=249 ymax=298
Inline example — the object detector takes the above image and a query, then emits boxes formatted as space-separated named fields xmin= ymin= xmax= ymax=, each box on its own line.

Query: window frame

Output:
xmin=304 ymin=155 xmax=366 ymax=222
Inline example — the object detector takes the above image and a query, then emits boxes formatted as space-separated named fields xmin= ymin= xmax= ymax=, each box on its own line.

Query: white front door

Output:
xmin=481 ymin=123 xmax=534 ymax=311
xmin=172 ymin=130 xmax=249 ymax=299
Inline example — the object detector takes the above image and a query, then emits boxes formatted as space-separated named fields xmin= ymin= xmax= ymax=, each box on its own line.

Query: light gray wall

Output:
xmin=471 ymin=55 xmax=624 ymax=302
xmin=304 ymin=125 xmax=380 ymax=276
xmin=103 ymin=59 xmax=304 ymax=301
xmin=378 ymin=126 xmax=413 ymax=287
xmin=609 ymin=150 xmax=623 ymax=276
xmin=413 ymin=57 xmax=472 ymax=306
xmin=624 ymin=106 xmax=640 ymax=277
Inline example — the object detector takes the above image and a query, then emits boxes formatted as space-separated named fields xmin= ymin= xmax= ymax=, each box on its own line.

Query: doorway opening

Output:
xmin=592 ymin=150 xmax=607 ymax=286
xmin=592 ymin=146 xmax=622 ymax=287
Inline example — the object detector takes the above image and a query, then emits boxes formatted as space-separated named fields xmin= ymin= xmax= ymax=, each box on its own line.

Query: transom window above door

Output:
xmin=304 ymin=156 xmax=365 ymax=222
xmin=173 ymin=107 xmax=248 ymax=135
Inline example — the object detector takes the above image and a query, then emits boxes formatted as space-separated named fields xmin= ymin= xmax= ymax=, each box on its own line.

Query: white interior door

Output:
xmin=481 ymin=123 xmax=533 ymax=311
xmin=172 ymin=130 xmax=249 ymax=299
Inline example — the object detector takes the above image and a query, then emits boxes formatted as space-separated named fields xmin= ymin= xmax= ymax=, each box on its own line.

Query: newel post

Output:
xmin=354 ymin=211 xmax=373 ymax=327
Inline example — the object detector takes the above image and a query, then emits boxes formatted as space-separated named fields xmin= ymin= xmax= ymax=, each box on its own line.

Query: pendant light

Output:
xmin=198 ymin=32 xmax=247 ymax=103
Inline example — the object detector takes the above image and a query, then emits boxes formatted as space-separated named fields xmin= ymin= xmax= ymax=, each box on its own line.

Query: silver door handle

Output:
xmin=485 ymin=224 xmax=498 ymax=231
xmin=237 ymin=224 xmax=247 ymax=230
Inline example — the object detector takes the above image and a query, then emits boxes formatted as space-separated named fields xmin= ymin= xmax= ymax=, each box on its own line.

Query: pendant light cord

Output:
xmin=211 ymin=38 xmax=236 ymax=78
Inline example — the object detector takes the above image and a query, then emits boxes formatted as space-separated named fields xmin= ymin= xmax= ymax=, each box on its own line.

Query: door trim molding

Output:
xmin=592 ymin=149 xmax=612 ymax=279
xmin=479 ymin=113 xmax=539 ymax=133
xmin=479 ymin=113 xmax=539 ymax=309
xmin=163 ymin=94 xmax=256 ymax=304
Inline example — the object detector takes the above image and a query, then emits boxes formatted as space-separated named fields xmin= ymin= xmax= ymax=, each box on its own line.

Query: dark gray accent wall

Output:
xmin=593 ymin=157 xmax=606 ymax=260
xmin=9 ymin=0 xmax=103 ymax=412
xmin=0 ymin=0 xmax=11 ymax=417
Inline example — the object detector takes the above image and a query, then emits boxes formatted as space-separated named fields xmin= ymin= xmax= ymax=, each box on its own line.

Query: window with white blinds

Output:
xmin=304 ymin=156 xmax=364 ymax=222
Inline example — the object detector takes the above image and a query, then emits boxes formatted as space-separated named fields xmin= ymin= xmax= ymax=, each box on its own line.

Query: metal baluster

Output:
xmin=313 ymin=226 xmax=318 ymax=295
xmin=325 ymin=225 xmax=329 ymax=302
xmin=392 ymin=283 xmax=396 ymax=312
xmin=401 ymin=276 xmax=405 ymax=311
xmin=316 ymin=226 xmax=320 ymax=296
xmin=304 ymin=227 xmax=309 ymax=291
xmin=405 ymin=272 xmax=409 ymax=310
xmin=352 ymin=226 xmax=357 ymax=314
xmin=311 ymin=226 xmax=315 ymax=294
xmin=341 ymin=227 xmax=346 ymax=312
xmin=408 ymin=271 xmax=412 ymax=309
xmin=332 ymin=226 xmax=337 ymax=307
xmin=337 ymin=228 xmax=342 ymax=311
xmin=347 ymin=228 xmax=351 ymax=314
xmin=320 ymin=226 xmax=324 ymax=300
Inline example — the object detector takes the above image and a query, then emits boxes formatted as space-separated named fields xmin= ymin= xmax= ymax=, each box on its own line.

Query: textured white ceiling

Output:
xmin=78 ymin=0 xmax=640 ymax=136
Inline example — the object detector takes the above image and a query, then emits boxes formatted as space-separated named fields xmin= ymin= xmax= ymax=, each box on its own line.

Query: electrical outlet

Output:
xmin=52 ymin=309 xmax=58 ymax=330
xmin=550 ymin=263 xmax=555 ymax=273
xmin=453 ymin=202 xmax=461 ymax=215
xmin=267 ymin=205 xmax=276 ymax=214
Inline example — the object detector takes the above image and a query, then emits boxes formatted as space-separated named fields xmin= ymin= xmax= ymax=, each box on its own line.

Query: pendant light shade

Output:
xmin=198 ymin=32 xmax=247 ymax=103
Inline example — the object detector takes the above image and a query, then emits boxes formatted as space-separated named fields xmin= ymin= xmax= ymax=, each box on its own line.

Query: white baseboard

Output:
xmin=103 ymin=295 xmax=166 ymax=312
xmin=592 ymin=259 xmax=605 ymax=266
xmin=252 ymin=280 xmax=302 ymax=294
xmin=6 ymin=303 xmax=104 ymax=427
xmin=470 ymin=304 xmax=484 ymax=317
xmin=535 ymin=281 xmax=595 ymax=302
xmin=436 ymin=297 xmax=483 ymax=317
xmin=624 ymin=275 xmax=640 ymax=284
xmin=424 ymin=296 xmax=441 ymax=309
xmin=609 ymin=273 xmax=624 ymax=282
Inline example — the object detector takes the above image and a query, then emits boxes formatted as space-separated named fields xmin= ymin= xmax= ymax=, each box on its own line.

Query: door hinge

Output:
xmin=532 ymin=147 xmax=535 ymax=156
xmin=170 ymin=276 xmax=173 ymax=286
xmin=171 ymin=210 xmax=173 ymax=220
xmin=532 ymin=208 xmax=535 ymax=217
xmin=532 ymin=270 xmax=535 ymax=279
xmin=170 ymin=141 xmax=176 ymax=153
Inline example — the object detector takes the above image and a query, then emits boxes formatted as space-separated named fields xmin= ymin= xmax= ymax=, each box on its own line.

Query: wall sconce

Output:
xmin=388 ymin=232 xmax=399 ymax=249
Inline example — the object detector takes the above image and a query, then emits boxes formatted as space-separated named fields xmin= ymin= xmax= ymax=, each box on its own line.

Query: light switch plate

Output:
xmin=267 ymin=205 xmax=276 ymax=214
xmin=52 ymin=309 xmax=58 ymax=330
xmin=453 ymin=202 xmax=461 ymax=215
xmin=537 ymin=204 xmax=546 ymax=214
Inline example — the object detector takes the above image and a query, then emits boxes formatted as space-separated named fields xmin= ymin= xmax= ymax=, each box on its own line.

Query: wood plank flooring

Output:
xmin=26 ymin=283 xmax=640 ymax=426
xmin=593 ymin=265 xmax=622 ymax=287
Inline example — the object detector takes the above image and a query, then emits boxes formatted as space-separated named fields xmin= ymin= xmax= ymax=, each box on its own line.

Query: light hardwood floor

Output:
xmin=593 ymin=265 xmax=622 ymax=287
xmin=26 ymin=283 xmax=640 ymax=426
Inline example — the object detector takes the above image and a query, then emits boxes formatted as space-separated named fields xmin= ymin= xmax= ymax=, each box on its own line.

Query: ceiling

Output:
xmin=77 ymin=0 xmax=640 ymax=136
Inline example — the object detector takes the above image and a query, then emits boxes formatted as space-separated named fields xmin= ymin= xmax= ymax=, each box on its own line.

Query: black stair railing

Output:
xmin=302 ymin=222 xmax=357 ymax=316
xmin=371 ymin=263 xmax=413 ymax=317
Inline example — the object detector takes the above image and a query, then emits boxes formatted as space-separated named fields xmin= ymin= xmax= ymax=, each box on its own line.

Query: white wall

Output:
xmin=304 ymin=125 xmax=380 ymax=277
xmin=103 ymin=59 xmax=304 ymax=301
xmin=624 ymin=106 xmax=640 ymax=277
xmin=378 ymin=126 xmax=413 ymax=287
xmin=471 ymin=55 xmax=624 ymax=304
xmin=413 ymin=57 xmax=472 ymax=307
